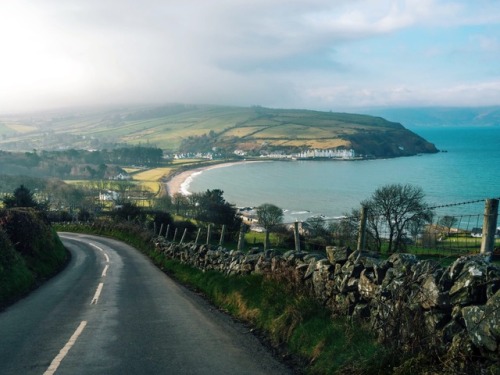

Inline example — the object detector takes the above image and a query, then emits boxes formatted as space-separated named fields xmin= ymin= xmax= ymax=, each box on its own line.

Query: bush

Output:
xmin=0 ymin=229 xmax=34 ymax=306
xmin=0 ymin=208 xmax=67 ymax=278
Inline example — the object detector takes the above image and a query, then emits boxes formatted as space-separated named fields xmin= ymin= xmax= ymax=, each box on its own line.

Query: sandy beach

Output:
xmin=165 ymin=160 xmax=263 ymax=197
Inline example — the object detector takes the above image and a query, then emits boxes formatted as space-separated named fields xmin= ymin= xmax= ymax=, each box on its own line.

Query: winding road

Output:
xmin=0 ymin=233 xmax=292 ymax=375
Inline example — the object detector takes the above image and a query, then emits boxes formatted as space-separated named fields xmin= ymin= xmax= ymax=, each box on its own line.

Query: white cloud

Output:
xmin=302 ymin=80 xmax=500 ymax=108
xmin=0 ymin=0 xmax=499 ymax=113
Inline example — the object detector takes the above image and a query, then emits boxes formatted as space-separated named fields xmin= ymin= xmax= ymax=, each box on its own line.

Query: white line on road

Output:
xmin=91 ymin=282 xmax=104 ymax=305
xmin=43 ymin=320 xmax=87 ymax=375
xmin=89 ymin=242 xmax=110 ymax=262
xmin=102 ymin=264 xmax=109 ymax=277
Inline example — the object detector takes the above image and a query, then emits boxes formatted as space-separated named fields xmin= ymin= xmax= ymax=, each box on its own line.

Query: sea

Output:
xmin=186 ymin=126 xmax=500 ymax=225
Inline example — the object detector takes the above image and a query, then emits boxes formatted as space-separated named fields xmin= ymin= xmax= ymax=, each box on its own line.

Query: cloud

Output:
xmin=0 ymin=0 xmax=499 ymax=113
xmin=303 ymin=80 xmax=500 ymax=108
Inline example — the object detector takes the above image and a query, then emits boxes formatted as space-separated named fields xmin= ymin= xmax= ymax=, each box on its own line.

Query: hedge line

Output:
xmin=0 ymin=208 xmax=68 ymax=308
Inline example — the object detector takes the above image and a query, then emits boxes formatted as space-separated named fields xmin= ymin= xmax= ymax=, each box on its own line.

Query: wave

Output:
xmin=180 ymin=171 xmax=203 ymax=196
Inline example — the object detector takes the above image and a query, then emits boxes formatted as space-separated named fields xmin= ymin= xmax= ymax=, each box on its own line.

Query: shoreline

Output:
xmin=165 ymin=160 xmax=266 ymax=197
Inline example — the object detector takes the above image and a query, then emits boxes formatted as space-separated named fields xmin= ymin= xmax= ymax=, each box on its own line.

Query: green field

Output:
xmin=0 ymin=104 xmax=434 ymax=156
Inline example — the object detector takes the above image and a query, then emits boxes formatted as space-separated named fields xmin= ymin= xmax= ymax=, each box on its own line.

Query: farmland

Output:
xmin=0 ymin=104 xmax=438 ymax=158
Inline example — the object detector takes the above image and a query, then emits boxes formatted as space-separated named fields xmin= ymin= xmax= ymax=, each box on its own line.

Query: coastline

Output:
xmin=165 ymin=160 xmax=266 ymax=197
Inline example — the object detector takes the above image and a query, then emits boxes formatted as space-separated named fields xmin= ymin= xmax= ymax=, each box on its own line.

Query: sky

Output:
xmin=1 ymin=0 xmax=499 ymax=113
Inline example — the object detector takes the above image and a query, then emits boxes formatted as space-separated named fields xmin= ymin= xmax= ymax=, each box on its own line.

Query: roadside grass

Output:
xmin=58 ymin=222 xmax=390 ymax=374
xmin=147 ymin=253 xmax=389 ymax=374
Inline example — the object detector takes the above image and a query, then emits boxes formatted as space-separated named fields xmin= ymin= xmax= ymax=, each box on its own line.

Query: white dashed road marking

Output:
xmin=43 ymin=321 xmax=87 ymax=375
xmin=101 ymin=264 xmax=109 ymax=277
xmin=91 ymin=282 xmax=104 ymax=305
xmin=89 ymin=242 xmax=110 ymax=263
xmin=46 ymin=236 xmax=111 ymax=374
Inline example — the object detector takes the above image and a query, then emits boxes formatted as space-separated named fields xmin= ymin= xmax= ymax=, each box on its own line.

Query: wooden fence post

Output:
xmin=194 ymin=228 xmax=201 ymax=246
xmin=481 ymin=198 xmax=499 ymax=258
xmin=219 ymin=225 xmax=226 ymax=246
xmin=237 ymin=223 xmax=245 ymax=251
xmin=165 ymin=224 xmax=170 ymax=240
xmin=357 ymin=205 xmax=368 ymax=252
xmin=180 ymin=228 xmax=188 ymax=245
xmin=159 ymin=223 xmax=164 ymax=237
xmin=294 ymin=221 xmax=301 ymax=252
xmin=206 ymin=224 xmax=212 ymax=246
xmin=173 ymin=228 xmax=178 ymax=243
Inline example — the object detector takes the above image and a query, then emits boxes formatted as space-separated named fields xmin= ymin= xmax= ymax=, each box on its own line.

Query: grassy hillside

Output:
xmin=0 ymin=208 xmax=67 ymax=307
xmin=0 ymin=104 xmax=438 ymax=157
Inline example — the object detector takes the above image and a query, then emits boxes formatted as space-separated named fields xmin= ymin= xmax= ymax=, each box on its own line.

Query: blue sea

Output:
xmin=187 ymin=126 xmax=500 ymax=223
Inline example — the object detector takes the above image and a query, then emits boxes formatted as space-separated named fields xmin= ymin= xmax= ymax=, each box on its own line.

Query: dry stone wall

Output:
xmin=154 ymin=238 xmax=500 ymax=371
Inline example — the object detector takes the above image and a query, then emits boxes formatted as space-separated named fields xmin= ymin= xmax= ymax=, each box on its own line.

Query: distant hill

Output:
xmin=0 ymin=104 xmax=438 ymax=158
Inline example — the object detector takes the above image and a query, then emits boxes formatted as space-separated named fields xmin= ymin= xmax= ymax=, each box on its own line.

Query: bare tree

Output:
xmin=438 ymin=215 xmax=457 ymax=236
xmin=256 ymin=203 xmax=284 ymax=250
xmin=363 ymin=183 xmax=434 ymax=253
xmin=303 ymin=216 xmax=327 ymax=238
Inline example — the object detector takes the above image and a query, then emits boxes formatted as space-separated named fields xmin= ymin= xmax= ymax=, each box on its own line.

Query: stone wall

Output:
xmin=154 ymin=238 xmax=500 ymax=372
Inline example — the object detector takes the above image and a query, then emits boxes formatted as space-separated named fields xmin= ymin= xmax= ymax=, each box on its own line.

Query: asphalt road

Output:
xmin=0 ymin=233 xmax=292 ymax=375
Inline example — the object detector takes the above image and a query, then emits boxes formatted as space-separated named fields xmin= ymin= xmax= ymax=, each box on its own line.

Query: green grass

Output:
xmin=0 ymin=104 xmax=410 ymax=150
xmin=148 ymin=253 xmax=389 ymax=374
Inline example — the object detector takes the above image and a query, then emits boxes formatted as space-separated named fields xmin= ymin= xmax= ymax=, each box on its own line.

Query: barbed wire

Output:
xmin=278 ymin=196 xmax=500 ymax=225
xmin=428 ymin=197 xmax=500 ymax=210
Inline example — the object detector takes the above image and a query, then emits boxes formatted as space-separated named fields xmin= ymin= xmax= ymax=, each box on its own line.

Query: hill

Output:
xmin=0 ymin=104 xmax=438 ymax=158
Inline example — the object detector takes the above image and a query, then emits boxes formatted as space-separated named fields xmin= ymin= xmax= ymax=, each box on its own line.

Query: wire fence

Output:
xmin=285 ymin=197 xmax=500 ymax=257
xmin=158 ymin=205 xmax=498 ymax=258
xmin=69 ymin=196 xmax=499 ymax=260
xmin=288 ymin=213 xmax=496 ymax=257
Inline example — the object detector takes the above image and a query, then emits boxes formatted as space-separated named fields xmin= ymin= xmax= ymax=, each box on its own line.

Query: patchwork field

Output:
xmin=0 ymin=104 xmax=398 ymax=150
xmin=0 ymin=104 xmax=438 ymax=158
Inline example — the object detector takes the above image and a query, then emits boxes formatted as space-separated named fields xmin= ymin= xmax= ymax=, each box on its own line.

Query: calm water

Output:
xmin=187 ymin=127 xmax=500 ymax=222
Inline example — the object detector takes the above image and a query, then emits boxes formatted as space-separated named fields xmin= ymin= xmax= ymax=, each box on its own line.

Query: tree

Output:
xmin=114 ymin=202 xmax=143 ymax=222
xmin=172 ymin=193 xmax=189 ymax=216
xmin=151 ymin=211 xmax=174 ymax=234
xmin=362 ymin=183 xmax=433 ymax=253
xmin=2 ymin=185 xmax=40 ymax=209
xmin=303 ymin=216 xmax=330 ymax=250
xmin=438 ymin=215 xmax=457 ymax=236
xmin=303 ymin=216 xmax=327 ymax=238
xmin=190 ymin=189 xmax=240 ymax=231
xmin=256 ymin=203 xmax=284 ymax=250
xmin=153 ymin=195 xmax=173 ymax=211
xmin=331 ymin=209 xmax=363 ymax=248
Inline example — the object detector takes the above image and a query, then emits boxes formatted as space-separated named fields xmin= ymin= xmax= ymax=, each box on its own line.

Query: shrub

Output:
xmin=0 ymin=208 xmax=67 ymax=278
xmin=0 ymin=228 xmax=34 ymax=305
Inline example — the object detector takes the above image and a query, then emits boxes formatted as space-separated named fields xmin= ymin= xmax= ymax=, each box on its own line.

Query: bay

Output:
xmin=187 ymin=127 xmax=500 ymax=223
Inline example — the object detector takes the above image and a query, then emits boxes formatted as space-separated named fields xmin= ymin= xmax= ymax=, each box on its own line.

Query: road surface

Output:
xmin=0 ymin=233 xmax=292 ymax=375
